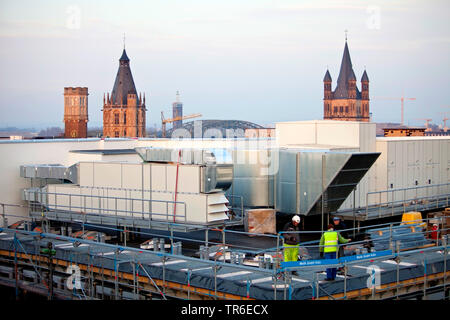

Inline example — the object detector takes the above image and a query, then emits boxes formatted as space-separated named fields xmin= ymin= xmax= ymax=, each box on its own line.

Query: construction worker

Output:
xmin=332 ymin=216 xmax=348 ymax=258
xmin=332 ymin=216 xmax=347 ymax=237
xmin=283 ymin=215 xmax=301 ymax=264
xmin=319 ymin=224 xmax=351 ymax=281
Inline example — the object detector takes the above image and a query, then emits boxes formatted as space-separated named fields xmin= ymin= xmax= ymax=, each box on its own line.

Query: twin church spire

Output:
xmin=102 ymin=34 xmax=369 ymax=138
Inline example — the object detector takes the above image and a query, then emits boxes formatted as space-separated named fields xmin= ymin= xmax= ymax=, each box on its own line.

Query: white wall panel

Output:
xmin=79 ymin=162 xmax=94 ymax=187
xmin=166 ymin=165 xmax=200 ymax=193
xmin=122 ymin=163 xmax=143 ymax=189
xmin=151 ymin=164 xmax=167 ymax=191
xmin=93 ymin=163 xmax=122 ymax=188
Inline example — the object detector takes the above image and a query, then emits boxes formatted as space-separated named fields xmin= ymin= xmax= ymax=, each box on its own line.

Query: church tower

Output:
xmin=103 ymin=48 xmax=146 ymax=138
xmin=64 ymin=87 xmax=88 ymax=138
xmin=323 ymin=39 xmax=370 ymax=122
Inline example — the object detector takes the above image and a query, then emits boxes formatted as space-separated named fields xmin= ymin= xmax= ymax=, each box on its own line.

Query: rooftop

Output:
xmin=69 ymin=149 xmax=137 ymax=155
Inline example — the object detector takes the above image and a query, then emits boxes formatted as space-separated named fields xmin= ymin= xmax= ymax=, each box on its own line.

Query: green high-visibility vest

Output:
xmin=323 ymin=231 xmax=338 ymax=253
xmin=40 ymin=248 xmax=56 ymax=256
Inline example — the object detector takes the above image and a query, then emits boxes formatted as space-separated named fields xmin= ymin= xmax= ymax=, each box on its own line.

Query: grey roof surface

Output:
xmin=69 ymin=149 xmax=137 ymax=155
xmin=111 ymin=49 xmax=137 ymax=105
xmin=361 ymin=70 xmax=369 ymax=82
xmin=333 ymin=41 xmax=361 ymax=100
xmin=119 ymin=49 xmax=130 ymax=61
xmin=323 ymin=70 xmax=332 ymax=82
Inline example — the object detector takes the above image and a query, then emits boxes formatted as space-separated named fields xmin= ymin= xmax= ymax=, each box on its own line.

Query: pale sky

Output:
xmin=0 ymin=0 xmax=449 ymax=129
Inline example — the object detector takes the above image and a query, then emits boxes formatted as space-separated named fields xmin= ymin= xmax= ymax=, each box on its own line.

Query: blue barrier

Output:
xmin=339 ymin=250 xmax=393 ymax=263
xmin=281 ymin=250 xmax=393 ymax=269
xmin=281 ymin=258 xmax=338 ymax=269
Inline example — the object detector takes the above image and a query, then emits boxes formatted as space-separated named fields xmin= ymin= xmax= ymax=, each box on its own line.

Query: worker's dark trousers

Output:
xmin=338 ymin=246 xmax=344 ymax=259
xmin=324 ymin=252 xmax=337 ymax=280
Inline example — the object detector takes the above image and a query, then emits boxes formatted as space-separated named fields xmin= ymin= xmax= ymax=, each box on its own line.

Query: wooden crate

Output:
xmin=244 ymin=208 xmax=276 ymax=236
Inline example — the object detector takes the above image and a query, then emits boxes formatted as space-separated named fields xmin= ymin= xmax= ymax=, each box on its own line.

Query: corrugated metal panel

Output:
xmin=227 ymin=149 xmax=273 ymax=207
xmin=19 ymin=164 xmax=78 ymax=184
xmin=275 ymin=150 xmax=298 ymax=213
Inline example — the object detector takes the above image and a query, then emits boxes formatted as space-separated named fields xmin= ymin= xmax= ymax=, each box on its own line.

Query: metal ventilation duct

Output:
xmin=222 ymin=148 xmax=380 ymax=213
xmin=201 ymin=164 xmax=233 ymax=193
xmin=308 ymin=152 xmax=381 ymax=215
xmin=275 ymin=151 xmax=380 ymax=215
xmin=135 ymin=147 xmax=233 ymax=193
xmin=225 ymin=149 xmax=275 ymax=207
xmin=135 ymin=147 xmax=231 ymax=165
xmin=20 ymin=164 xmax=78 ymax=184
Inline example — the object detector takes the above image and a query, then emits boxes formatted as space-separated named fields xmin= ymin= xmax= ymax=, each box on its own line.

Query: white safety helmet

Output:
xmin=292 ymin=215 xmax=301 ymax=223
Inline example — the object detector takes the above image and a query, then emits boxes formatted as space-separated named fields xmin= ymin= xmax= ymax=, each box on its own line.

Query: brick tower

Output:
xmin=102 ymin=48 xmax=146 ymax=138
xmin=64 ymin=87 xmax=88 ymax=138
xmin=323 ymin=40 xmax=370 ymax=122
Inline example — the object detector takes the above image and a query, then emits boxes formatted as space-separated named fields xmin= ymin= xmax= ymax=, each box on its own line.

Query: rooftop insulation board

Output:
xmin=0 ymin=231 xmax=448 ymax=300
xmin=367 ymin=226 xmax=433 ymax=251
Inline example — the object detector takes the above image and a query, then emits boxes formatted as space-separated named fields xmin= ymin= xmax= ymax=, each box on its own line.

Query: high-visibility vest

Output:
xmin=323 ymin=231 xmax=338 ymax=253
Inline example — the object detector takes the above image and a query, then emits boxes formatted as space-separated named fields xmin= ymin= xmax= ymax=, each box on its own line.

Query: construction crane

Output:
xmin=161 ymin=112 xmax=202 ymax=138
xmin=438 ymin=110 xmax=450 ymax=132
xmin=443 ymin=118 xmax=449 ymax=132
xmin=416 ymin=118 xmax=432 ymax=132
xmin=375 ymin=94 xmax=416 ymax=125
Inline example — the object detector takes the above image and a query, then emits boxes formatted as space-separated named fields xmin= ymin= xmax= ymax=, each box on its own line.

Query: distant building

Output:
xmin=172 ymin=91 xmax=183 ymax=130
xmin=376 ymin=123 xmax=404 ymax=136
xmin=425 ymin=130 xmax=450 ymax=137
xmin=383 ymin=127 xmax=425 ymax=137
xmin=64 ymin=87 xmax=88 ymax=138
xmin=9 ymin=136 xmax=23 ymax=140
xmin=323 ymin=40 xmax=369 ymax=122
xmin=381 ymin=125 xmax=450 ymax=137
xmin=102 ymin=48 xmax=146 ymax=138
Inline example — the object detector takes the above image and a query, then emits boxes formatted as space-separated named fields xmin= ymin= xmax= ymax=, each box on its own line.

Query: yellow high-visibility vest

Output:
xmin=323 ymin=231 xmax=338 ymax=253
